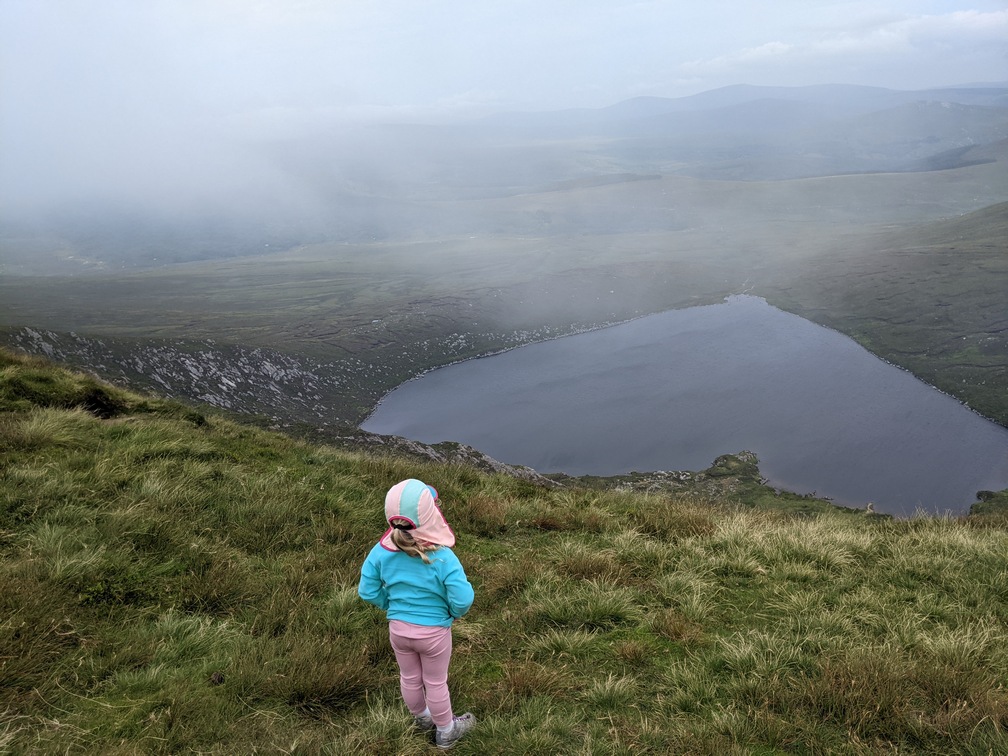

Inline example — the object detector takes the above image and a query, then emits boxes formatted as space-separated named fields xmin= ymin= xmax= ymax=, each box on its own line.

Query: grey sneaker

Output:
xmin=413 ymin=713 xmax=435 ymax=733
xmin=435 ymin=712 xmax=476 ymax=749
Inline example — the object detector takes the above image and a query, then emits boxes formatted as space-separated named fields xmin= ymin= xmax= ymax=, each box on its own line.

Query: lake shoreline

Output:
xmin=363 ymin=296 xmax=1008 ymax=517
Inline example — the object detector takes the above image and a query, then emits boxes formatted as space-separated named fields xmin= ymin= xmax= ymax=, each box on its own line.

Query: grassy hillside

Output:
xmin=766 ymin=200 xmax=1008 ymax=426
xmin=3 ymin=349 xmax=1008 ymax=754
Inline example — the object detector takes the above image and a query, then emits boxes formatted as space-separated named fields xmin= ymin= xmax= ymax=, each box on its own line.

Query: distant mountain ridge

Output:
xmin=481 ymin=82 xmax=1008 ymax=131
xmin=600 ymin=82 xmax=1008 ymax=116
xmin=2 ymin=83 xmax=1006 ymax=273
xmin=473 ymin=83 xmax=1008 ymax=180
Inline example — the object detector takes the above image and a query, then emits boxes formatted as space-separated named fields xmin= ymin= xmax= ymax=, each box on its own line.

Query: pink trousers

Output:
xmin=388 ymin=620 xmax=455 ymax=727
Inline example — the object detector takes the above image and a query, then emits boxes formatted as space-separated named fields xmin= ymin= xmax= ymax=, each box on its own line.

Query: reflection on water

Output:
xmin=363 ymin=296 xmax=1008 ymax=516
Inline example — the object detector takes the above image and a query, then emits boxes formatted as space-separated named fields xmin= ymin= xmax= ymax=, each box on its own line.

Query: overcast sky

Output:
xmin=2 ymin=0 xmax=1006 ymax=209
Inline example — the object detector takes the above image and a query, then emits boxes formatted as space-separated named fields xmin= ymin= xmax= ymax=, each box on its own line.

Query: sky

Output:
xmin=1 ymin=0 xmax=1006 ymax=209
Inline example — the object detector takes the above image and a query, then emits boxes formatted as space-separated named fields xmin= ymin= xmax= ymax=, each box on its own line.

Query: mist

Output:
xmin=2 ymin=1 xmax=1008 ymax=443
xmin=2 ymin=1 xmax=1007 ymax=268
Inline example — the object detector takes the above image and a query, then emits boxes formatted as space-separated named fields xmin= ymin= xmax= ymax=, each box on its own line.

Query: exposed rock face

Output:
xmin=4 ymin=327 xmax=354 ymax=424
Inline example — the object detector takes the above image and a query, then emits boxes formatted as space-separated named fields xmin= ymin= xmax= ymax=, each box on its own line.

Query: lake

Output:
xmin=362 ymin=295 xmax=1008 ymax=516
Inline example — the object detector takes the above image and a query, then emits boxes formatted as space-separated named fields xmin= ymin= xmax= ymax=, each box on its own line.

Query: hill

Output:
xmin=765 ymin=199 xmax=1008 ymax=426
xmin=3 ymin=349 xmax=1007 ymax=753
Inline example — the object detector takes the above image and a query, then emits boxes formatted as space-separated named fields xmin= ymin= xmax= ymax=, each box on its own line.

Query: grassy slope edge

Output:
xmin=2 ymin=349 xmax=1007 ymax=754
xmin=766 ymin=201 xmax=1008 ymax=427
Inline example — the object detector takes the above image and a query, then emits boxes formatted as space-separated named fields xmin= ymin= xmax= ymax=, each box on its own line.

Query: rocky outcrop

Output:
xmin=3 ymin=327 xmax=357 ymax=424
xmin=308 ymin=425 xmax=561 ymax=488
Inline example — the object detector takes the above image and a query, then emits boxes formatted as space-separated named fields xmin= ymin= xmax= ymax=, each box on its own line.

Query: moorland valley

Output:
xmin=3 ymin=82 xmax=1007 ymax=462
xmin=3 ymin=82 xmax=1008 ymax=754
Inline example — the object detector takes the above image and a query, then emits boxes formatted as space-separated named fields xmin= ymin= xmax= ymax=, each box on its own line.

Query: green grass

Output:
xmin=3 ymin=349 xmax=1008 ymax=754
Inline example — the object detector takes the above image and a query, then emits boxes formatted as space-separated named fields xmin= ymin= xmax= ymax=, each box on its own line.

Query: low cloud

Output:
xmin=2 ymin=1 xmax=1005 ymax=216
xmin=679 ymin=9 xmax=1008 ymax=88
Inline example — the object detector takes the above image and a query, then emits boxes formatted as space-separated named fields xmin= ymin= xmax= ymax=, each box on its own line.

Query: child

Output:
xmin=358 ymin=478 xmax=476 ymax=749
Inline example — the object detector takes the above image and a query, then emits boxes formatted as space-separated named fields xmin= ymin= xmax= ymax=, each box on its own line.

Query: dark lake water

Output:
xmin=363 ymin=296 xmax=1008 ymax=516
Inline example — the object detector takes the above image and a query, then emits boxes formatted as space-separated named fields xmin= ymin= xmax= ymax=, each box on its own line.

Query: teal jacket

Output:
xmin=358 ymin=543 xmax=474 ymax=627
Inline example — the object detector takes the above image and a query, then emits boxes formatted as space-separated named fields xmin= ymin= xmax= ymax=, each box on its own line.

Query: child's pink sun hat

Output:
xmin=379 ymin=478 xmax=456 ymax=551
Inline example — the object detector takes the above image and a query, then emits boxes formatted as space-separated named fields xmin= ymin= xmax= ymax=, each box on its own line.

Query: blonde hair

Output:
xmin=390 ymin=525 xmax=439 ymax=563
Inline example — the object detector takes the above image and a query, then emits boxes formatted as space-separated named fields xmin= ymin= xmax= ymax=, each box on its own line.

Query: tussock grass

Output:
xmin=581 ymin=672 xmax=640 ymax=709
xmin=551 ymin=538 xmax=626 ymax=582
xmin=476 ymin=551 xmax=540 ymax=602
xmin=650 ymin=607 xmax=706 ymax=645
xmin=0 ymin=406 xmax=95 ymax=451
xmin=525 ymin=627 xmax=597 ymax=661
xmin=630 ymin=493 xmax=718 ymax=541
xmin=500 ymin=661 xmax=575 ymax=701
xmin=3 ymin=349 xmax=1008 ymax=753
xmin=524 ymin=577 xmax=643 ymax=632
